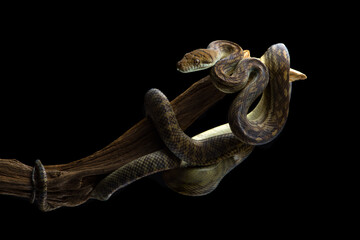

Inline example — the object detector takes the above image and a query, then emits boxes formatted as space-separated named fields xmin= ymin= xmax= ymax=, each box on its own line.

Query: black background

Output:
xmin=0 ymin=3 xmax=353 ymax=237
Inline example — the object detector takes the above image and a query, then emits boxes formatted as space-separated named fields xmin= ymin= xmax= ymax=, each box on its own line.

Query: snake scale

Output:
xmin=89 ymin=40 xmax=292 ymax=201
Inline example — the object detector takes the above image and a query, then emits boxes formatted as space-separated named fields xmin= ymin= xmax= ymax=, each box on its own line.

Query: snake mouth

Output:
xmin=177 ymin=61 xmax=212 ymax=73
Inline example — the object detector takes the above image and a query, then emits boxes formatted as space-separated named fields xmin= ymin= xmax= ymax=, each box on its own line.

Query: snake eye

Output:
xmin=195 ymin=58 xmax=200 ymax=65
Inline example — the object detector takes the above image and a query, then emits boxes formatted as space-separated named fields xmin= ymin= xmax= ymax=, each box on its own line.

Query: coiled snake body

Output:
xmin=91 ymin=41 xmax=291 ymax=200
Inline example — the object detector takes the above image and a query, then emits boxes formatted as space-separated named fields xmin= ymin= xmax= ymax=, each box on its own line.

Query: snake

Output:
xmin=91 ymin=40 xmax=291 ymax=201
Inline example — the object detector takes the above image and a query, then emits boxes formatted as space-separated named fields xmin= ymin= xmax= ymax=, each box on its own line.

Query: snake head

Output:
xmin=177 ymin=49 xmax=218 ymax=73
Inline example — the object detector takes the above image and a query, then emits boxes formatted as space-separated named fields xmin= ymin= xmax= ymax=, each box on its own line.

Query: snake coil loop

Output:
xmin=207 ymin=42 xmax=291 ymax=145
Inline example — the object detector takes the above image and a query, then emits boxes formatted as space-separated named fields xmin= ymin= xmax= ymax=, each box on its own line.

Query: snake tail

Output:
xmin=31 ymin=159 xmax=55 ymax=211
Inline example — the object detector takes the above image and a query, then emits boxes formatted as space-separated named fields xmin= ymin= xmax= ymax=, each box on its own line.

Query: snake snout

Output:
xmin=176 ymin=61 xmax=186 ymax=73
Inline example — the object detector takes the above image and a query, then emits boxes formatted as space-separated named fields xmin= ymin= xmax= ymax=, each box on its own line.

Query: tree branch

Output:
xmin=0 ymin=75 xmax=226 ymax=209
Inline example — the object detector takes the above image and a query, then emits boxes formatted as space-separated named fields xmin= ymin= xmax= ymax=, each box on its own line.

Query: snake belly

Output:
xmin=91 ymin=131 xmax=253 ymax=200
xmin=162 ymin=141 xmax=253 ymax=196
